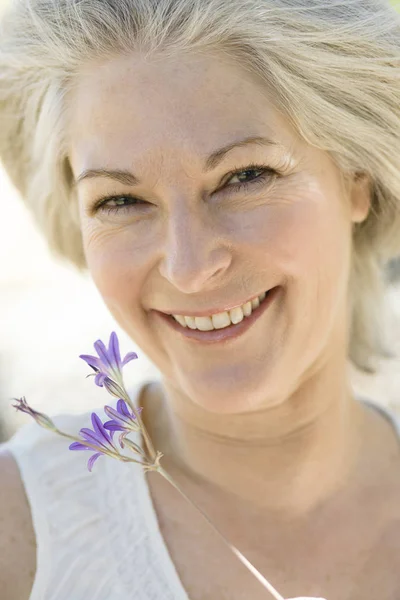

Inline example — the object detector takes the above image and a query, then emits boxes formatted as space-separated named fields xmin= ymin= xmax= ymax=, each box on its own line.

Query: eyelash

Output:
xmin=92 ymin=163 xmax=278 ymax=216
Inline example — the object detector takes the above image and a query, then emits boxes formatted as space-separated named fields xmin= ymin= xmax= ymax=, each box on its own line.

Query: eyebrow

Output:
xmin=73 ymin=135 xmax=279 ymax=187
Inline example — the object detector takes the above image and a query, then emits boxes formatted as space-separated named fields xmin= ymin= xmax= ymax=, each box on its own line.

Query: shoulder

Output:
xmin=0 ymin=409 xmax=98 ymax=600
xmin=0 ymin=444 xmax=36 ymax=600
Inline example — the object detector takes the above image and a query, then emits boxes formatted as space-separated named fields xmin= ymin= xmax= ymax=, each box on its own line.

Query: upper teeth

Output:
xmin=172 ymin=291 xmax=267 ymax=331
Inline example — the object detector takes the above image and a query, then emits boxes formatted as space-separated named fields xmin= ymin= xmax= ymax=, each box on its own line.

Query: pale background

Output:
xmin=1 ymin=0 xmax=400 ymax=441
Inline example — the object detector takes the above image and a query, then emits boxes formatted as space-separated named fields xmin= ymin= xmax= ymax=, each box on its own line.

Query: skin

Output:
xmin=67 ymin=50 xmax=399 ymax=541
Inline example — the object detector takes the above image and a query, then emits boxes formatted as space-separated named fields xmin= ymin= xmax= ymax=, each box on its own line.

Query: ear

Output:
xmin=349 ymin=171 xmax=372 ymax=224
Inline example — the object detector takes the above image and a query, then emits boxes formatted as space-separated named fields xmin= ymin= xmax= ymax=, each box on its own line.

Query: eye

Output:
xmin=223 ymin=164 xmax=277 ymax=192
xmin=91 ymin=194 xmax=148 ymax=216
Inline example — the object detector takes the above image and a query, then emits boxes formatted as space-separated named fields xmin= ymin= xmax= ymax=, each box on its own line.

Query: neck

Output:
xmin=142 ymin=361 xmax=369 ymax=521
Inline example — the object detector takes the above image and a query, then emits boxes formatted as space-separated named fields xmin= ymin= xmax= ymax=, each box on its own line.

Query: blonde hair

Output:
xmin=1 ymin=0 xmax=400 ymax=373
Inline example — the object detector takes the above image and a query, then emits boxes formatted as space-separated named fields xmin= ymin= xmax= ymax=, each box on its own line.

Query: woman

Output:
xmin=0 ymin=0 xmax=400 ymax=598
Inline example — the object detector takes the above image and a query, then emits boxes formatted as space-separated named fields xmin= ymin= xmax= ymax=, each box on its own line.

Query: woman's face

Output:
xmin=68 ymin=50 xmax=369 ymax=414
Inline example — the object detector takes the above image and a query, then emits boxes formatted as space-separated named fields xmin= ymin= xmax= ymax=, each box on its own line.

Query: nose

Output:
xmin=158 ymin=205 xmax=232 ymax=294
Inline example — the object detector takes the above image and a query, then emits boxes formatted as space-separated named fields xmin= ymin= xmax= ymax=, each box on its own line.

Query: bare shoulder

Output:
xmin=0 ymin=445 xmax=36 ymax=600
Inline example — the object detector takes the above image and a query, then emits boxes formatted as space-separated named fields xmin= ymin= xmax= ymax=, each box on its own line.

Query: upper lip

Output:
xmin=155 ymin=288 xmax=273 ymax=318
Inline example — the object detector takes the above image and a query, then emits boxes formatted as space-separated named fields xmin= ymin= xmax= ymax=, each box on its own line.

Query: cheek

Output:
xmin=236 ymin=192 xmax=351 ymax=292
xmin=81 ymin=222 xmax=152 ymax=305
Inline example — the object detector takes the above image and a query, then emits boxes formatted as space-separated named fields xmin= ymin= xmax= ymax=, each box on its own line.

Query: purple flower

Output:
xmin=80 ymin=331 xmax=138 ymax=387
xmin=12 ymin=397 xmax=57 ymax=431
xmin=103 ymin=399 xmax=143 ymax=448
xmin=69 ymin=412 xmax=120 ymax=471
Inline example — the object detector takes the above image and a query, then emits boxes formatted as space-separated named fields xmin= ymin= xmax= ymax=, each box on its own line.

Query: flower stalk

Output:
xmin=158 ymin=465 xmax=285 ymax=599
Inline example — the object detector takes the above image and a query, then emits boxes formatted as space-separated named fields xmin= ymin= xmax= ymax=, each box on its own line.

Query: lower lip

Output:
xmin=153 ymin=287 xmax=279 ymax=344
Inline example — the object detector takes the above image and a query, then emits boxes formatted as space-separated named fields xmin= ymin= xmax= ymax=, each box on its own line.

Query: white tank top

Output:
xmin=5 ymin=381 xmax=400 ymax=600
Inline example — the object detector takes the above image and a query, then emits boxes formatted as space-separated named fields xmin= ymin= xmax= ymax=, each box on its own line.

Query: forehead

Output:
xmin=67 ymin=50 xmax=299 ymax=170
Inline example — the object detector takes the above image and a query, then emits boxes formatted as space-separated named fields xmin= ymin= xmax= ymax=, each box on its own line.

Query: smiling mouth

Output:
xmin=168 ymin=290 xmax=270 ymax=332
xmin=155 ymin=286 xmax=279 ymax=345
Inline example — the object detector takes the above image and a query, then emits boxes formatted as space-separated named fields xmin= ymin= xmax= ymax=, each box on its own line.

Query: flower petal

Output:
xmin=104 ymin=405 xmax=131 ymax=427
xmin=87 ymin=452 xmax=102 ymax=472
xmin=103 ymin=420 xmax=125 ymax=432
xmin=104 ymin=405 xmax=123 ymax=421
xmin=108 ymin=332 xmax=122 ymax=370
xmin=94 ymin=372 xmax=107 ymax=387
xmin=69 ymin=442 xmax=91 ymax=451
xmin=104 ymin=404 xmax=139 ymax=430
xmin=93 ymin=339 xmax=113 ymax=369
xmin=79 ymin=354 xmax=103 ymax=371
xmin=117 ymin=399 xmax=131 ymax=418
xmin=80 ymin=428 xmax=110 ymax=451
xmin=121 ymin=352 xmax=138 ymax=367
xmin=91 ymin=412 xmax=112 ymax=445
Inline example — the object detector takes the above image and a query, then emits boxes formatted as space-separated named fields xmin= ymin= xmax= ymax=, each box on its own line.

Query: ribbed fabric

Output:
xmin=5 ymin=384 xmax=400 ymax=600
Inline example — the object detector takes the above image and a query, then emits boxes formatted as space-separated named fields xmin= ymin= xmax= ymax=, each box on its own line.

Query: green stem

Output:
xmin=121 ymin=387 xmax=157 ymax=461
xmin=157 ymin=466 xmax=285 ymax=600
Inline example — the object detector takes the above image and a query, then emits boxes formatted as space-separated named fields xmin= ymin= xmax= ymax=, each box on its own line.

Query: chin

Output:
xmin=176 ymin=371 xmax=277 ymax=415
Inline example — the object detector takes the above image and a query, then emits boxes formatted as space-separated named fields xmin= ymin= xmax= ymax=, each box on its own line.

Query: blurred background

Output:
xmin=1 ymin=0 xmax=400 ymax=443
